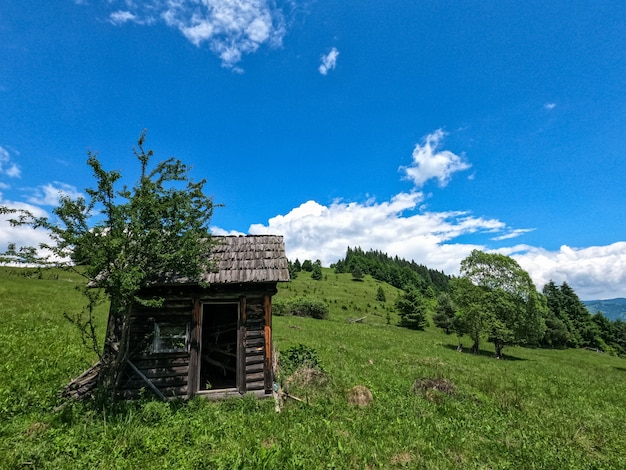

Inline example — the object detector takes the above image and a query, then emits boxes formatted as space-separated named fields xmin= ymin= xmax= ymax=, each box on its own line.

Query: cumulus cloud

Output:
xmin=25 ymin=182 xmax=83 ymax=206
xmin=249 ymin=197 xmax=626 ymax=299
xmin=319 ymin=47 xmax=339 ymax=75
xmin=504 ymin=243 xmax=626 ymax=300
xmin=401 ymin=129 xmax=471 ymax=188
xmin=105 ymin=0 xmax=288 ymax=69
xmin=0 ymin=146 xmax=21 ymax=178
xmin=544 ymin=102 xmax=556 ymax=110
xmin=249 ymin=192 xmax=505 ymax=274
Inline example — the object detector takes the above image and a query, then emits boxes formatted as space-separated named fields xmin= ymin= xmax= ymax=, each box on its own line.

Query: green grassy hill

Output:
xmin=2 ymin=267 xmax=626 ymax=469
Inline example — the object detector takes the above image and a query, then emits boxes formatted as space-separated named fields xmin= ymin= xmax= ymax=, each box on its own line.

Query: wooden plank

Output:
xmin=187 ymin=298 xmax=201 ymax=397
xmin=126 ymin=360 xmax=166 ymax=401
xmin=246 ymin=363 xmax=264 ymax=373
xmin=124 ymin=376 xmax=188 ymax=388
xmin=246 ymin=346 xmax=264 ymax=355
xmin=245 ymin=354 xmax=264 ymax=365
xmin=238 ymin=296 xmax=246 ymax=393
xmin=246 ymin=337 xmax=265 ymax=347
xmin=245 ymin=371 xmax=265 ymax=382
xmin=246 ymin=382 xmax=265 ymax=391
xmin=264 ymin=294 xmax=272 ymax=392
xmin=142 ymin=366 xmax=189 ymax=378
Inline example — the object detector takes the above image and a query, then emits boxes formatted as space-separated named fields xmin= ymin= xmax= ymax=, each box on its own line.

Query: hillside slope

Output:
xmin=2 ymin=267 xmax=626 ymax=469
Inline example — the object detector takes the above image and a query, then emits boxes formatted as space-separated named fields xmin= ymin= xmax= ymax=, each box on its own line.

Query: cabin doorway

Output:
xmin=199 ymin=303 xmax=239 ymax=391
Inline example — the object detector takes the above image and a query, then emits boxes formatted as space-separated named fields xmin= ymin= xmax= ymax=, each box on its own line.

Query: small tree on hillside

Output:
xmin=0 ymin=131 xmax=216 ymax=395
xmin=351 ymin=265 xmax=364 ymax=281
xmin=311 ymin=260 xmax=323 ymax=280
xmin=396 ymin=288 xmax=429 ymax=330
xmin=432 ymin=292 xmax=457 ymax=335
xmin=376 ymin=285 xmax=386 ymax=302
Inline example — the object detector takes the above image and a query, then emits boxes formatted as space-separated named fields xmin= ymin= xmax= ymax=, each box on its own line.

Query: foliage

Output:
xmin=376 ymin=285 xmax=386 ymax=302
xmin=0 ymin=132 xmax=216 ymax=391
xmin=351 ymin=265 xmax=364 ymax=281
xmin=273 ymin=297 xmax=329 ymax=319
xmin=278 ymin=344 xmax=325 ymax=378
xmin=542 ymin=281 xmax=603 ymax=350
xmin=432 ymin=292 xmax=457 ymax=335
xmin=311 ymin=260 xmax=323 ymax=281
xmin=395 ymin=288 xmax=429 ymax=330
xmin=455 ymin=250 xmax=546 ymax=358
xmin=332 ymin=246 xmax=450 ymax=294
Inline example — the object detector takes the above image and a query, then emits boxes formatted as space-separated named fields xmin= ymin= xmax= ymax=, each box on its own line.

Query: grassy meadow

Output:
xmin=1 ymin=266 xmax=626 ymax=468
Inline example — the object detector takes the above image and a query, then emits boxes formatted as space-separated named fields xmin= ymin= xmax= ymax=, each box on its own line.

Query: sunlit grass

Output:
xmin=1 ymin=267 xmax=626 ymax=468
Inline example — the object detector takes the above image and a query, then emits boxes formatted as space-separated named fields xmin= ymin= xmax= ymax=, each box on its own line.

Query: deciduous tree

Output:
xmin=456 ymin=250 xmax=546 ymax=358
xmin=0 ymin=131 xmax=216 ymax=394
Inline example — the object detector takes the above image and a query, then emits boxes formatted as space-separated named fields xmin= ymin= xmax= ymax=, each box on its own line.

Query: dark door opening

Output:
xmin=199 ymin=303 xmax=239 ymax=391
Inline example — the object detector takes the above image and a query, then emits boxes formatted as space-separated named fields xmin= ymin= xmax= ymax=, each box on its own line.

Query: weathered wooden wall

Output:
xmin=117 ymin=292 xmax=273 ymax=399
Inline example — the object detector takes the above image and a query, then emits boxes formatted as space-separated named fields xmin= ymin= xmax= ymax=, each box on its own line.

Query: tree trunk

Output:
xmin=494 ymin=342 xmax=504 ymax=359
xmin=471 ymin=338 xmax=479 ymax=354
xmin=98 ymin=300 xmax=133 ymax=399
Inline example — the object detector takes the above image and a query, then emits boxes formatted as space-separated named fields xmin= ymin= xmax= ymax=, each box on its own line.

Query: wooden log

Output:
xmin=246 ymin=371 xmax=265 ymax=382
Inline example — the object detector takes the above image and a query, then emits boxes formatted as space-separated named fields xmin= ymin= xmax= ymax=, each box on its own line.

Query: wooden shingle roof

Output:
xmin=203 ymin=235 xmax=290 ymax=284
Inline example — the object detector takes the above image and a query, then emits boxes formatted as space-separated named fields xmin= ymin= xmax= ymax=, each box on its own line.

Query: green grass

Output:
xmin=2 ymin=267 xmax=626 ymax=468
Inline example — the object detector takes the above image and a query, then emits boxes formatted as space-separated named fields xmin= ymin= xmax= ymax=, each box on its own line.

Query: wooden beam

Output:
xmin=264 ymin=294 xmax=272 ymax=392
xmin=187 ymin=298 xmax=202 ymax=397
xmin=127 ymin=359 xmax=167 ymax=401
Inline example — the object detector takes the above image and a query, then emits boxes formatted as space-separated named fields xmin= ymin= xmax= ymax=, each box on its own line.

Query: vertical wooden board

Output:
xmin=264 ymin=294 xmax=273 ymax=392
xmin=238 ymin=296 xmax=247 ymax=393
xmin=187 ymin=298 xmax=201 ymax=397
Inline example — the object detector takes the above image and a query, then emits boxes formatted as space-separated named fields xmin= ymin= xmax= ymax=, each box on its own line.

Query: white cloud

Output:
xmin=109 ymin=10 xmax=144 ymax=25
xmin=249 ymin=197 xmax=626 ymax=299
xmin=544 ymin=102 xmax=556 ymax=110
xmin=491 ymin=228 xmax=535 ymax=241
xmin=319 ymin=47 xmax=339 ymax=75
xmin=0 ymin=198 xmax=53 ymax=256
xmin=401 ymin=129 xmax=471 ymax=188
xmin=26 ymin=182 xmax=83 ymax=206
xmin=211 ymin=226 xmax=246 ymax=236
xmin=504 ymin=243 xmax=626 ymax=300
xmin=249 ymin=193 xmax=504 ymax=274
xmin=105 ymin=1 xmax=288 ymax=69
xmin=0 ymin=146 xmax=21 ymax=178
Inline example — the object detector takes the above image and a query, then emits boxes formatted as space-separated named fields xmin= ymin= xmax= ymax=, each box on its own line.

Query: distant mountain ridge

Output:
xmin=582 ymin=298 xmax=626 ymax=321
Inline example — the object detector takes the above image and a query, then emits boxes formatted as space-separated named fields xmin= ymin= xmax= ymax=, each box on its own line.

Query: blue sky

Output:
xmin=1 ymin=1 xmax=626 ymax=299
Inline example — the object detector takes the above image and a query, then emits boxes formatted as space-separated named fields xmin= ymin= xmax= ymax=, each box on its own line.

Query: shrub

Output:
xmin=279 ymin=344 xmax=324 ymax=377
xmin=275 ymin=297 xmax=329 ymax=319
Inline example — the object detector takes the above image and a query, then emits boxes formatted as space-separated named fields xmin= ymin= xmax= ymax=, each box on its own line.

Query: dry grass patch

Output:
xmin=347 ymin=385 xmax=373 ymax=407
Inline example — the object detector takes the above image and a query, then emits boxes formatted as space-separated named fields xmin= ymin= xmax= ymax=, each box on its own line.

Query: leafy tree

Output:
xmin=311 ymin=260 xmax=323 ymax=280
xmin=301 ymin=259 xmax=313 ymax=272
xmin=457 ymin=250 xmax=546 ymax=358
xmin=450 ymin=277 xmax=490 ymax=353
xmin=0 ymin=131 xmax=216 ymax=394
xmin=396 ymin=288 xmax=428 ymax=330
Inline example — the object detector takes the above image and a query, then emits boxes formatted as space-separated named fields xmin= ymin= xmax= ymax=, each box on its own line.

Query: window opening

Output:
xmin=152 ymin=322 xmax=190 ymax=353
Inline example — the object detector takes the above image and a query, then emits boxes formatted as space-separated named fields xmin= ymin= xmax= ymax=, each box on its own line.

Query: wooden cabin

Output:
xmin=68 ymin=235 xmax=290 ymax=401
